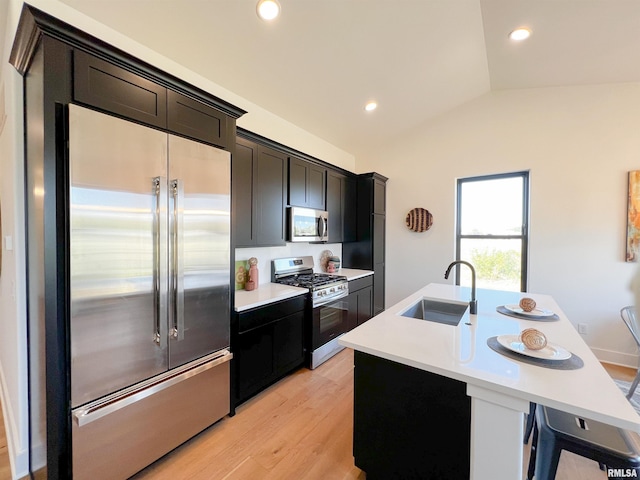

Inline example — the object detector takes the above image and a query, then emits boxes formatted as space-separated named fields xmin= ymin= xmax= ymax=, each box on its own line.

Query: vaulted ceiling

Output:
xmin=57 ymin=0 xmax=640 ymax=158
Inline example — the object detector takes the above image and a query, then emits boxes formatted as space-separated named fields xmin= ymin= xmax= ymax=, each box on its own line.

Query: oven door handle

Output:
xmin=314 ymin=288 xmax=349 ymax=307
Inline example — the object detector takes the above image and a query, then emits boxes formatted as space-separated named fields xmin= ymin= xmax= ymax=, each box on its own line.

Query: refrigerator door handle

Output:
xmin=171 ymin=179 xmax=185 ymax=341
xmin=154 ymin=176 xmax=168 ymax=349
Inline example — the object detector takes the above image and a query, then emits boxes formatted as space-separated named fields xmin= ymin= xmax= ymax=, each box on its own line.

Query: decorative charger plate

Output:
xmin=406 ymin=208 xmax=433 ymax=232
xmin=504 ymin=304 xmax=555 ymax=317
xmin=496 ymin=334 xmax=571 ymax=361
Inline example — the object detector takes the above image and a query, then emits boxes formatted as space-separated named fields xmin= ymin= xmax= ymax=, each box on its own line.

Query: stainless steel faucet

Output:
xmin=444 ymin=261 xmax=477 ymax=314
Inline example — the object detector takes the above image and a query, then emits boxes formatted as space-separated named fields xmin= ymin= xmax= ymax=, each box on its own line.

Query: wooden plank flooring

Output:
xmin=0 ymin=400 xmax=10 ymax=480
xmin=0 ymin=353 xmax=634 ymax=479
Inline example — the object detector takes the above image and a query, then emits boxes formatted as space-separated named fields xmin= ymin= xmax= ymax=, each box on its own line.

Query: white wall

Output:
xmin=358 ymin=83 xmax=640 ymax=367
xmin=0 ymin=0 xmax=29 ymax=476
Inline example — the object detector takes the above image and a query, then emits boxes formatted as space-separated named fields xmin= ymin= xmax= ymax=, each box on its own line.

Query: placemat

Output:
xmin=496 ymin=305 xmax=559 ymax=322
xmin=487 ymin=336 xmax=584 ymax=370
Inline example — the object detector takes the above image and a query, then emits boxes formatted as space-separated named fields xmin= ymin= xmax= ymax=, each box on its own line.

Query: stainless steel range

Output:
xmin=272 ymin=256 xmax=350 ymax=369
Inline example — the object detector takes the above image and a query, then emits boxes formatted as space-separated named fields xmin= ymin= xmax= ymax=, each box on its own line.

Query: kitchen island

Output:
xmin=339 ymin=283 xmax=640 ymax=480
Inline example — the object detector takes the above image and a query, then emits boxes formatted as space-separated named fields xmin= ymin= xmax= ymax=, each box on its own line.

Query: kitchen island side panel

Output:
xmin=353 ymin=351 xmax=471 ymax=479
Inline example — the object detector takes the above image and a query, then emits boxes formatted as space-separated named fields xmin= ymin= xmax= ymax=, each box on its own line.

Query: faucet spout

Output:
xmin=444 ymin=260 xmax=478 ymax=315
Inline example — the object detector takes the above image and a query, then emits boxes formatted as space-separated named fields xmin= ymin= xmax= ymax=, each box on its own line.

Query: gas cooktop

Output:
xmin=276 ymin=273 xmax=347 ymax=289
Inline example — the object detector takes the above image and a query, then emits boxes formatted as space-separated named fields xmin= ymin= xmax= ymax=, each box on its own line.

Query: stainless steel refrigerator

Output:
xmin=68 ymin=104 xmax=232 ymax=479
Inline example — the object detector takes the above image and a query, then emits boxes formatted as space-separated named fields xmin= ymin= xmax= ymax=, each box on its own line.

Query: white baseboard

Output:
xmin=0 ymin=363 xmax=29 ymax=479
xmin=591 ymin=346 xmax=639 ymax=369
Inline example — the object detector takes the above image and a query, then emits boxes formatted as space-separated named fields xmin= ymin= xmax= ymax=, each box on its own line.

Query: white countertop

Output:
xmin=339 ymin=283 xmax=640 ymax=432
xmin=234 ymin=283 xmax=307 ymax=312
xmin=335 ymin=268 xmax=374 ymax=281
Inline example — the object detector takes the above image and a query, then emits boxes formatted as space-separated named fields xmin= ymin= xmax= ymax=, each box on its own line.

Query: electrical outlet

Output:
xmin=578 ymin=323 xmax=589 ymax=335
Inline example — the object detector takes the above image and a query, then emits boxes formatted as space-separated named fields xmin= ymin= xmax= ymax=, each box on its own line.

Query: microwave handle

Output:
xmin=318 ymin=216 xmax=327 ymax=239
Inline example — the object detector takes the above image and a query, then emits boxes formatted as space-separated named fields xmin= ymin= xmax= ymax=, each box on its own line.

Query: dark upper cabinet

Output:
xmin=326 ymin=170 xmax=356 ymax=243
xmin=233 ymin=138 xmax=257 ymax=246
xmin=288 ymin=156 xmax=326 ymax=210
xmin=257 ymin=146 xmax=288 ymax=246
xmin=74 ymin=49 xmax=167 ymax=128
xmin=74 ymin=50 xmax=235 ymax=148
xmin=344 ymin=176 xmax=357 ymax=241
xmin=167 ymin=90 xmax=233 ymax=149
xmin=342 ymin=173 xmax=388 ymax=316
xmin=234 ymin=136 xmax=287 ymax=247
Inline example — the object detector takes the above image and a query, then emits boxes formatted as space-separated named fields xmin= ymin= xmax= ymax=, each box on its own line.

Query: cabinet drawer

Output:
xmin=73 ymin=50 xmax=167 ymax=128
xmin=237 ymin=295 xmax=306 ymax=333
xmin=168 ymin=90 xmax=231 ymax=148
xmin=349 ymin=275 xmax=373 ymax=292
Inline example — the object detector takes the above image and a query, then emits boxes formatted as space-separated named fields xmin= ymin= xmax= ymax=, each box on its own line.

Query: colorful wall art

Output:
xmin=627 ymin=171 xmax=640 ymax=261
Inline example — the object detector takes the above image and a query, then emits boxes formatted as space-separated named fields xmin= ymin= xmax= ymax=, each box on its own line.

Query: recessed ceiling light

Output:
xmin=509 ymin=28 xmax=531 ymax=41
xmin=257 ymin=0 xmax=281 ymax=21
xmin=364 ymin=102 xmax=377 ymax=112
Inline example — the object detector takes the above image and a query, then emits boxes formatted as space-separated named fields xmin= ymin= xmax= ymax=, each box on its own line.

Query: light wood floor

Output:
xmin=0 ymin=353 xmax=635 ymax=480
xmin=0 ymin=400 xmax=9 ymax=480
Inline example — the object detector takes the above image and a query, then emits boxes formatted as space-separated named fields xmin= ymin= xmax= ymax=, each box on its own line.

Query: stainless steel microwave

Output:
xmin=288 ymin=206 xmax=328 ymax=242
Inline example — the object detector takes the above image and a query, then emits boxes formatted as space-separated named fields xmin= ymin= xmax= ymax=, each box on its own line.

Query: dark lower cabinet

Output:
xmin=232 ymin=295 xmax=306 ymax=408
xmin=353 ymin=351 xmax=471 ymax=480
xmin=348 ymin=276 xmax=373 ymax=327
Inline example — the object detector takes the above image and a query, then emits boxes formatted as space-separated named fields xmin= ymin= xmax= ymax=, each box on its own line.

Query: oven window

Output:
xmin=314 ymin=299 xmax=349 ymax=348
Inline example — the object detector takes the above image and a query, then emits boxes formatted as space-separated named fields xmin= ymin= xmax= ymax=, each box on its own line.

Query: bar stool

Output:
xmin=527 ymin=405 xmax=640 ymax=480
xmin=621 ymin=306 xmax=640 ymax=399
xmin=524 ymin=402 xmax=536 ymax=444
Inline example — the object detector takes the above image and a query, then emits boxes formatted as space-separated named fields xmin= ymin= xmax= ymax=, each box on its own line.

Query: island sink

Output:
xmin=399 ymin=297 xmax=469 ymax=326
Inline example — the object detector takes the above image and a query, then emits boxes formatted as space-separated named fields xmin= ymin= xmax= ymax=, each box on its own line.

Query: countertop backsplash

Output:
xmin=236 ymin=243 xmax=343 ymax=286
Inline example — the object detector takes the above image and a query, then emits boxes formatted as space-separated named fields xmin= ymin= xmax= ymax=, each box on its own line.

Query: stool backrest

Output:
xmin=621 ymin=306 xmax=640 ymax=347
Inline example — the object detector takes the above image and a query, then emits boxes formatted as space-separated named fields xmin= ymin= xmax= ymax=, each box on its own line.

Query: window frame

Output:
xmin=455 ymin=171 xmax=530 ymax=292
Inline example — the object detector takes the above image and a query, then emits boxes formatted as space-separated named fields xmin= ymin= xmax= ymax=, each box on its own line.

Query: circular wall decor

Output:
xmin=406 ymin=208 xmax=433 ymax=232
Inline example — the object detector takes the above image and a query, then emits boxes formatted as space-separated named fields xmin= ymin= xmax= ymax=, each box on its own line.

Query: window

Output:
xmin=456 ymin=171 xmax=529 ymax=292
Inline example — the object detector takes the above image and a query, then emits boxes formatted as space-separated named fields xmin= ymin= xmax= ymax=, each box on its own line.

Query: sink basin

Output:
xmin=399 ymin=297 xmax=469 ymax=326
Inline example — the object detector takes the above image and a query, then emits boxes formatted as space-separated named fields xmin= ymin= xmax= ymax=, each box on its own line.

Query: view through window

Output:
xmin=456 ymin=171 xmax=529 ymax=292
